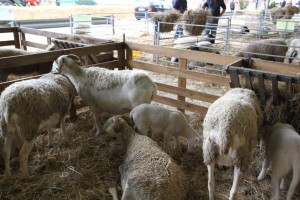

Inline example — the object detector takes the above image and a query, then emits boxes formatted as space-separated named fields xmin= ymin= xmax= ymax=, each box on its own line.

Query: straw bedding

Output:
xmin=0 ymin=107 xmax=298 ymax=200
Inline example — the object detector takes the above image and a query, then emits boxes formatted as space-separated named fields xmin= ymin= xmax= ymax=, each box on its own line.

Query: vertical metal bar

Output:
xmin=244 ymin=70 xmax=253 ymax=90
xmin=271 ymin=75 xmax=279 ymax=106
xmin=257 ymin=73 xmax=266 ymax=106
xmin=286 ymin=77 xmax=292 ymax=108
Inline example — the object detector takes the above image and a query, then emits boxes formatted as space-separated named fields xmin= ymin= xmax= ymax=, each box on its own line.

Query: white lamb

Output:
xmin=0 ymin=73 xmax=75 ymax=178
xmin=202 ymin=88 xmax=263 ymax=200
xmin=288 ymin=38 xmax=300 ymax=65
xmin=104 ymin=115 xmax=188 ymax=200
xmin=52 ymin=54 xmax=157 ymax=135
xmin=130 ymin=103 xmax=202 ymax=153
xmin=257 ymin=123 xmax=300 ymax=200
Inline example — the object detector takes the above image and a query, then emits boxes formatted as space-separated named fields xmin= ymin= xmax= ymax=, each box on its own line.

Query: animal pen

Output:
xmin=0 ymin=27 xmax=300 ymax=199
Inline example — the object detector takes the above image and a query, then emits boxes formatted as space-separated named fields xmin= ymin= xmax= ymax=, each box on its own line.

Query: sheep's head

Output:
xmin=52 ymin=54 xmax=81 ymax=74
xmin=104 ymin=115 xmax=134 ymax=143
xmin=187 ymin=135 xmax=202 ymax=154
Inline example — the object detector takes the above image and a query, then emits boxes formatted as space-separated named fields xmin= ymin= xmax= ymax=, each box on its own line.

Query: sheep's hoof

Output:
xmin=257 ymin=174 xmax=265 ymax=181
xmin=21 ymin=173 xmax=30 ymax=180
xmin=4 ymin=171 xmax=12 ymax=178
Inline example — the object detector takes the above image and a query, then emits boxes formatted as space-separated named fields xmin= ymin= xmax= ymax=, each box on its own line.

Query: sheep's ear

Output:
xmin=120 ymin=114 xmax=133 ymax=127
xmin=177 ymin=136 xmax=188 ymax=153
xmin=67 ymin=54 xmax=82 ymax=65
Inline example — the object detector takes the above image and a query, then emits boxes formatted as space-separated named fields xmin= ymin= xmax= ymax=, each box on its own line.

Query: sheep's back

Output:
xmin=0 ymin=77 xmax=71 ymax=141
xmin=203 ymin=97 xmax=258 ymax=169
xmin=82 ymin=68 xmax=152 ymax=90
xmin=121 ymin=134 xmax=188 ymax=200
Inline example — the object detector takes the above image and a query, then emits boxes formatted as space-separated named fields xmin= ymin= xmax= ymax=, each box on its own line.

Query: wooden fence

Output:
xmin=1 ymin=27 xmax=300 ymax=119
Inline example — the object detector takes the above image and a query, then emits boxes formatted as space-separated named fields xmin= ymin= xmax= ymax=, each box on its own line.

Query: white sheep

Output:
xmin=0 ymin=47 xmax=52 ymax=82
xmin=257 ymin=123 xmax=300 ymax=200
xmin=130 ymin=103 xmax=202 ymax=153
xmin=104 ymin=115 xmax=189 ymax=200
xmin=0 ymin=73 xmax=75 ymax=178
xmin=202 ymin=88 xmax=263 ymax=200
xmin=52 ymin=54 xmax=157 ymax=135
xmin=288 ymin=38 xmax=300 ymax=64
xmin=235 ymin=39 xmax=288 ymax=63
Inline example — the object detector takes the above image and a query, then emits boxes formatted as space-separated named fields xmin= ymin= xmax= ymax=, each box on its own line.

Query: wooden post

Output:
xmin=178 ymin=58 xmax=187 ymax=113
xmin=13 ymin=28 xmax=20 ymax=49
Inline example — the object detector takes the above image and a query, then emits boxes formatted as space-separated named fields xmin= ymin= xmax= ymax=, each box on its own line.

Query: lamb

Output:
xmin=104 ymin=115 xmax=189 ymax=200
xmin=52 ymin=54 xmax=157 ymax=135
xmin=257 ymin=123 xmax=300 ymax=200
xmin=202 ymin=88 xmax=263 ymax=200
xmin=0 ymin=73 xmax=75 ymax=178
xmin=0 ymin=47 xmax=52 ymax=82
xmin=288 ymin=38 xmax=300 ymax=65
xmin=235 ymin=39 xmax=288 ymax=63
xmin=129 ymin=103 xmax=202 ymax=153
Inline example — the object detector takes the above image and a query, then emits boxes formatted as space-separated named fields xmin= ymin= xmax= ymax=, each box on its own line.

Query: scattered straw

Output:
xmin=0 ymin=108 xmax=298 ymax=199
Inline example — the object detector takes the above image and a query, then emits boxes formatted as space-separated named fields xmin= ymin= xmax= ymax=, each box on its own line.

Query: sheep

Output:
xmin=171 ymin=41 xmax=220 ymax=69
xmin=235 ymin=39 xmax=288 ymax=63
xmin=0 ymin=47 xmax=52 ymax=82
xmin=104 ymin=115 xmax=189 ymax=200
xmin=52 ymin=54 xmax=157 ymax=135
xmin=129 ymin=103 xmax=202 ymax=153
xmin=0 ymin=73 xmax=75 ymax=178
xmin=257 ymin=123 xmax=300 ymax=200
xmin=288 ymin=38 xmax=300 ymax=64
xmin=202 ymin=88 xmax=263 ymax=200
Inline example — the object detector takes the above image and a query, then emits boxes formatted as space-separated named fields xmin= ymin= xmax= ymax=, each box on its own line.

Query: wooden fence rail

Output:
xmin=1 ymin=27 xmax=300 ymax=119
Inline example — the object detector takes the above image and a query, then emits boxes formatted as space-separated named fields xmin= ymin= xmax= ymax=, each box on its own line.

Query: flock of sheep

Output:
xmin=0 ymin=45 xmax=299 ymax=200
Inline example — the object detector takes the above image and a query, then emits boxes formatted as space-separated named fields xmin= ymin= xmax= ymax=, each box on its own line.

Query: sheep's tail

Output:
xmin=218 ymin=129 xmax=231 ymax=155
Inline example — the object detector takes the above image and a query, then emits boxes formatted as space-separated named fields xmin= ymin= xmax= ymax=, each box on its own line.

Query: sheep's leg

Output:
xmin=19 ymin=139 xmax=35 ymax=179
xmin=92 ymin=113 xmax=102 ymax=135
xmin=207 ymin=160 xmax=215 ymax=200
xmin=286 ymin=166 xmax=300 ymax=200
xmin=270 ymin=176 xmax=281 ymax=200
xmin=257 ymin=158 xmax=269 ymax=181
xmin=163 ymin=132 xmax=173 ymax=151
xmin=280 ymin=177 xmax=286 ymax=190
xmin=108 ymin=187 xmax=119 ymax=200
xmin=60 ymin=117 xmax=68 ymax=141
xmin=3 ymin=135 xmax=12 ymax=177
xmin=48 ymin=130 xmax=54 ymax=147
xmin=229 ymin=165 xmax=241 ymax=200
xmin=121 ymin=180 xmax=132 ymax=200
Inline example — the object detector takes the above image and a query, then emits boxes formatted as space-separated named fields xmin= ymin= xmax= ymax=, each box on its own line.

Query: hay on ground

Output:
xmin=152 ymin=10 xmax=181 ymax=33
xmin=182 ymin=9 xmax=211 ymax=36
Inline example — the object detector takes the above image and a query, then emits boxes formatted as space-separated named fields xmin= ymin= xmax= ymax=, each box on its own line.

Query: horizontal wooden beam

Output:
xmin=155 ymin=82 xmax=219 ymax=103
xmin=0 ymin=27 xmax=18 ymax=33
xmin=153 ymin=95 xmax=208 ymax=115
xmin=250 ymin=59 xmax=300 ymax=75
xmin=0 ymin=43 xmax=121 ymax=69
xmin=0 ymin=41 xmax=16 ymax=47
xmin=128 ymin=60 xmax=230 ymax=86
xmin=126 ymin=42 xmax=240 ymax=65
